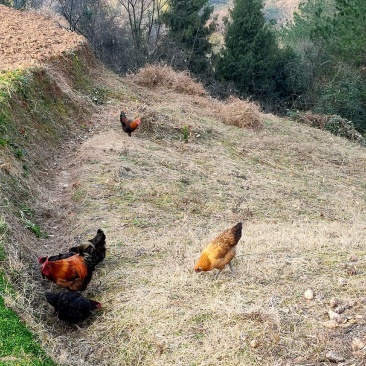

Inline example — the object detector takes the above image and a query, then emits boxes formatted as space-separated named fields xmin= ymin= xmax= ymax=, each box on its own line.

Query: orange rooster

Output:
xmin=39 ymin=229 xmax=106 ymax=291
xmin=194 ymin=222 xmax=242 ymax=279
xmin=120 ymin=111 xmax=141 ymax=137
xmin=40 ymin=254 xmax=92 ymax=291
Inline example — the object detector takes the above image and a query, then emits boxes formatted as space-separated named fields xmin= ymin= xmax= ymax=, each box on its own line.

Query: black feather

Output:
xmin=45 ymin=292 xmax=101 ymax=323
xmin=70 ymin=229 xmax=106 ymax=270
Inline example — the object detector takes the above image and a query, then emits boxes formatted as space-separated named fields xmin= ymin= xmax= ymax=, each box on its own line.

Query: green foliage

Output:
xmin=0 ymin=217 xmax=54 ymax=365
xmin=0 ymin=217 xmax=6 ymax=261
xmin=314 ymin=63 xmax=366 ymax=130
xmin=0 ymin=276 xmax=56 ymax=365
xmin=0 ymin=0 xmax=12 ymax=6
xmin=14 ymin=148 xmax=23 ymax=159
xmin=322 ymin=0 xmax=366 ymax=66
xmin=216 ymin=0 xmax=299 ymax=109
xmin=162 ymin=0 xmax=214 ymax=76
xmin=282 ymin=0 xmax=366 ymax=132
xmin=0 ymin=69 xmax=30 ymax=104
xmin=182 ymin=125 xmax=189 ymax=143
xmin=19 ymin=209 xmax=47 ymax=238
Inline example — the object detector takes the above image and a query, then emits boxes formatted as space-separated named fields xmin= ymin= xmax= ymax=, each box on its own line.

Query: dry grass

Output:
xmin=129 ymin=64 xmax=207 ymax=96
xmin=3 ymin=62 xmax=366 ymax=366
xmin=218 ymin=97 xmax=264 ymax=130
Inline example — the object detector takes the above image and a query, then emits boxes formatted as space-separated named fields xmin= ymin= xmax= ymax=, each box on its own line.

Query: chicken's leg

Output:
xmin=215 ymin=269 xmax=223 ymax=279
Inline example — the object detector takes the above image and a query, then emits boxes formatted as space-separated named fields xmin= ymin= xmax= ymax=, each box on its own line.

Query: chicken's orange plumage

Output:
xmin=39 ymin=229 xmax=106 ymax=291
xmin=41 ymin=254 xmax=91 ymax=291
xmin=120 ymin=111 xmax=141 ymax=137
xmin=194 ymin=222 xmax=242 ymax=279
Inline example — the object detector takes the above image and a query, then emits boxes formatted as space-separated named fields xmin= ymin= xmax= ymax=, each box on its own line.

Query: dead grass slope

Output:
xmin=5 ymin=62 xmax=364 ymax=366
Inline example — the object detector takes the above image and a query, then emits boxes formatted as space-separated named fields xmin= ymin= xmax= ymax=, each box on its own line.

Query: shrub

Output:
xmin=218 ymin=97 xmax=264 ymax=130
xmin=291 ymin=111 xmax=366 ymax=145
xmin=130 ymin=64 xmax=207 ymax=96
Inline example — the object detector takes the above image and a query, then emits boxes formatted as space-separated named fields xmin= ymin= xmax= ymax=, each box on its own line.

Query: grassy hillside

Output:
xmin=1 ymin=5 xmax=366 ymax=366
xmin=7 ymin=63 xmax=366 ymax=365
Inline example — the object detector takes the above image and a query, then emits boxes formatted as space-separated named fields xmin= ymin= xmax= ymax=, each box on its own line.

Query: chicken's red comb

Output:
xmin=38 ymin=256 xmax=47 ymax=264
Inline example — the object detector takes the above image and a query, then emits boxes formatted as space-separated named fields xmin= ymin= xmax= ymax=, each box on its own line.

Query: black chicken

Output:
xmin=45 ymin=291 xmax=102 ymax=323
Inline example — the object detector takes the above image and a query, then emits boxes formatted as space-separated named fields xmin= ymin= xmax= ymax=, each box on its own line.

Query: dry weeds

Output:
xmin=3 ymin=46 xmax=366 ymax=366
xmin=129 ymin=64 xmax=207 ymax=96
xmin=217 ymin=97 xmax=264 ymax=130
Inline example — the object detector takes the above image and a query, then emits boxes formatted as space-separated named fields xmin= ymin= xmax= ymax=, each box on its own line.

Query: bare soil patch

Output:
xmin=0 ymin=5 xmax=85 ymax=71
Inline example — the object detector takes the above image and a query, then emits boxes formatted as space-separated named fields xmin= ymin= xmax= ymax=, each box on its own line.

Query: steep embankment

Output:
xmin=0 ymin=6 xmax=103 ymax=364
xmin=2 ymin=5 xmax=366 ymax=366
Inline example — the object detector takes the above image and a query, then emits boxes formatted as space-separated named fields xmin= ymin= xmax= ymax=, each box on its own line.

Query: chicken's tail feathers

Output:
xmin=226 ymin=222 xmax=243 ymax=246
xmin=233 ymin=221 xmax=243 ymax=240
xmin=82 ymin=229 xmax=106 ymax=268
xmin=120 ymin=111 xmax=127 ymax=125
xmin=89 ymin=229 xmax=106 ymax=250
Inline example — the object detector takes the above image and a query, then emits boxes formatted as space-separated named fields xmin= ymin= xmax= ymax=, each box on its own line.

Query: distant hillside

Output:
xmin=210 ymin=0 xmax=303 ymax=25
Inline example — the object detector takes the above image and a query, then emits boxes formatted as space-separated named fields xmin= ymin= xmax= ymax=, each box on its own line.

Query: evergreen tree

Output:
xmin=161 ymin=0 xmax=214 ymax=76
xmin=322 ymin=0 xmax=366 ymax=66
xmin=216 ymin=0 xmax=295 ymax=105
xmin=282 ymin=0 xmax=366 ymax=131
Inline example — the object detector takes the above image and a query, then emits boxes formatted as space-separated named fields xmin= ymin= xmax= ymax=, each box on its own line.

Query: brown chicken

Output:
xmin=39 ymin=229 xmax=106 ymax=291
xmin=194 ymin=222 xmax=242 ymax=279
xmin=120 ymin=111 xmax=141 ymax=137
xmin=45 ymin=291 xmax=101 ymax=324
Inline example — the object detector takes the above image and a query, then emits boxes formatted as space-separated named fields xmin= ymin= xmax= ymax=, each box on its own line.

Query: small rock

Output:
xmin=322 ymin=320 xmax=338 ymax=328
xmin=304 ymin=289 xmax=314 ymax=300
xmin=326 ymin=350 xmax=345 ymax=363
xmin=250 ymin=339 xmax=260 ymax=348
xmin=333 ymin=305 xmax=346 ymax=314
xmin=328 ymin=310 xmax=341 ymax=321
xmin=352 ymin=337 xmax=366 ymax=351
